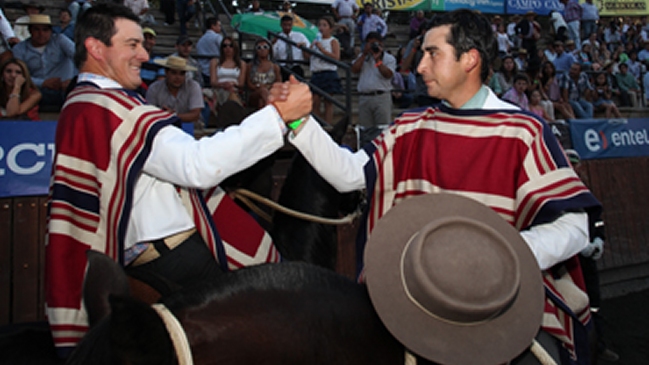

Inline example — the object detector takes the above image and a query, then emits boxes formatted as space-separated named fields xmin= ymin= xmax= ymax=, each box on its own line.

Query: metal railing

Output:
xmin=211 ymin=0 xmax=353 ymax=129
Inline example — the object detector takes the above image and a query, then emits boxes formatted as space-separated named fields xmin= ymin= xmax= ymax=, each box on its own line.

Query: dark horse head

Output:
xmin=66 ymin=250 xmax=409 ymax=365
xmin=272 ymin=114 xmax=364 ymax=272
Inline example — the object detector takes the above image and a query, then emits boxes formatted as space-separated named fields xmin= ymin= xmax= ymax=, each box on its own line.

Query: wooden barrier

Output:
xmin=581 ymin=157 xmax=649 ymax=297
xmin=0 ymin=197 xmax=48 ymax=325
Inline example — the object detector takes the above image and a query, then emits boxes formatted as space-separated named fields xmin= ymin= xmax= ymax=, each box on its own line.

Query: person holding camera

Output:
xmin=351 ymin=31 xmax=396 ymax=128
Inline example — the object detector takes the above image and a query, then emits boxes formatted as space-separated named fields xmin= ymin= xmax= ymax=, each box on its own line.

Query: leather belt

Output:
xmin=359 ymin=90 xmax=386 ymax=96
xmin=131 ymin=228 xmax=197 ymax=267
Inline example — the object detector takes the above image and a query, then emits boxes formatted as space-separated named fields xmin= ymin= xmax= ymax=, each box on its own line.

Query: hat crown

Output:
xmin=402 ymin=217 xmax=521 ymax=324
xmin=18 ymin=14 xmax=51 ymax=25
xmin=167 ymin=56 xmax=188 ymax=68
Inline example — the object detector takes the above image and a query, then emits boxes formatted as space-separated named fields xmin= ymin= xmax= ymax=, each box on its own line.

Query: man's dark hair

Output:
xmin=281 ymin=15 xmax=293 ymax=23
xmin=205 ymin=16 xmax=218 ymax=30
xmin=427 ymin=9 xmax=497 ymax=83
xmin=60 ymin=8 xmax=72 ymax=17
xmin=365 ymin=31 xmax=382 ymax=42
xmin=74 ymin=3 xmax=139 ymax=68
xmin=513 ymin=73 xmax=529 ymax=84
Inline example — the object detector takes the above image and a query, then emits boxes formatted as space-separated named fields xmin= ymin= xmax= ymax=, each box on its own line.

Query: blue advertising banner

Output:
xmin=1 ymin=121 xmax=195 ymax=198
xmin=506 ymin=0 xmax=563 ymax=15
xmin=0 ymin=121 xmax=57 ymax=198
xmin=445 ymin=0 xmax=504 ymax=14
xmin=569 ymin=118 xmax=649 ymax=160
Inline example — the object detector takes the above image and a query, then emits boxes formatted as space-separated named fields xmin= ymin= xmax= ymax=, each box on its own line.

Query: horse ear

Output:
xmin=329 ymin=115 xmax=351 ymax=145
xmin=83 ymin=250 xmax=131 ymax=327
xmin=109 ymin=296 xmax=176 ymax=365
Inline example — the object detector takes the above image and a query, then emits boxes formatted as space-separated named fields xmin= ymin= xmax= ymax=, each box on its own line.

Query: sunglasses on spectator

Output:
xmin=256 ymin=44 xmax=270 ymax=50
xmin=222 ymin=43 xmax=233 ymax=48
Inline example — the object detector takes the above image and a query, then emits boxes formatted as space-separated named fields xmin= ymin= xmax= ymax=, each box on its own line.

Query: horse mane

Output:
xmin=271 ymin=115 xmax=362 ymax=270
xmin=162 ymin=261 xmax=360 ymax=311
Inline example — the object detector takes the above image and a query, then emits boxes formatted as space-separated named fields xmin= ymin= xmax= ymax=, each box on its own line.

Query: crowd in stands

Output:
xmin=484 ymin=0 xmax=648 ymax=120
xmin=1 ymin=0 xmax=648 ymax=125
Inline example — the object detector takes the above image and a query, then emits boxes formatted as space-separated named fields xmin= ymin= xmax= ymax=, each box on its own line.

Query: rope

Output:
xmin=530 ymin=339 xmax=558 ymax=365
xmin=152 ymin=304 xmax=194 ymax=365
xmin=231 ymin=188 xmax=362 ymax=225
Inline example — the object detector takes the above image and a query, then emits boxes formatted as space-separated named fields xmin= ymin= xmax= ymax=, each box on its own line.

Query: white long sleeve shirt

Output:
xmin=82 ymin=74 xmax=286 ymax=250
xmin=288 ymin=87 xmax=589 ymax=270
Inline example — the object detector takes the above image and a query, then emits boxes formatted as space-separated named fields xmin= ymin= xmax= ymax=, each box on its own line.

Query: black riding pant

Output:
xmin=126 ymin=232 xmax=224 ymax=297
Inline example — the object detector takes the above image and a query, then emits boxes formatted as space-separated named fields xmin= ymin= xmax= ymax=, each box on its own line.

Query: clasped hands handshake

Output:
xmin=268 ymin=75 xmax=312 ymax=129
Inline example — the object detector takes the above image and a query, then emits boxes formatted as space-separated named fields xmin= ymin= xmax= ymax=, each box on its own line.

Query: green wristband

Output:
xmin=288 ymin=118 xmax=305 ymax=130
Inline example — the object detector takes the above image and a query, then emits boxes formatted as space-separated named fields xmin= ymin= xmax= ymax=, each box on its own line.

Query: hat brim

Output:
xmin=15 ymin=20 xmax=51 ymax=25
xmin=364 ymin=194 xmax=544 ymax=365
xmin=153 ymin=58 xmax=198 ymax=72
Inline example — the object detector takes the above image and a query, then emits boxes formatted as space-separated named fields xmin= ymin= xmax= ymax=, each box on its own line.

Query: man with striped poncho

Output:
xmin=46 ymin=3 xmax=312 ymax=358
xmin=271 ymin=9 xmax=601 ymax=365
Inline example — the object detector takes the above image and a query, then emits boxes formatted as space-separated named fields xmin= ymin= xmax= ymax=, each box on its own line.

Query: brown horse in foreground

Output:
xmin=66 ymin=251 xmax=424 ymax=365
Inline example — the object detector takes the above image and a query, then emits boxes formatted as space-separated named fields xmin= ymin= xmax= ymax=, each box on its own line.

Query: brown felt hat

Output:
xmin=364 ymin=193 xmax=544 ymax=365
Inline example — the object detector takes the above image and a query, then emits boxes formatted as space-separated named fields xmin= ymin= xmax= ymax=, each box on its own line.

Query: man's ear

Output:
xmin=461 ymin=48 xmax=481 ymax=75
xmin=85 ymin=37 xmax=105 ymax=61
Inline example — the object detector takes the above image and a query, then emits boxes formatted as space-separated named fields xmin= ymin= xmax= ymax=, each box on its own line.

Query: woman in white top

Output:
xmin=209 ymin=36 xmax=248 ymax=108
xmin=306 ymin=16 xmax=342 ymax=124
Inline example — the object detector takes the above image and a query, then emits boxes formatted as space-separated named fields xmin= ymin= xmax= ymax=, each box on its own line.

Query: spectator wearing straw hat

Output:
xmin=147 ymin=55 xmax=204 ymax=127
xmin=171 ymin=34 xmax=202 ymax=86
xmin=12 ymin=14 xmax=75 ymax=111
xmin=514 ymin=48 xmax=528 ymax=72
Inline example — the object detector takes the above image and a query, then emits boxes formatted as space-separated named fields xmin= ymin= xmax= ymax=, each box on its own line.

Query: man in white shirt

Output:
xmin=273 ymin=14 xmax=309 ymax=81
xmin=271 ymin=9 xmax=600 ymax=365
xmin=331 ymin=0 xmax=358 ymax=48
xmin=46 ymin=3 xmax=311 ymax=358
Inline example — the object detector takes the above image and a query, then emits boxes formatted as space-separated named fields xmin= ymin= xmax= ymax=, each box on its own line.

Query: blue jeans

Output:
xmin=68 ymin=1 xmax=92 ymax=21
xmin=569 ymin=99 xmax=594 ymax=119
xmin=581 ymin=20 xmax=597 ymax=40
xmin=176 ymin=0 xmax=196 ymax=35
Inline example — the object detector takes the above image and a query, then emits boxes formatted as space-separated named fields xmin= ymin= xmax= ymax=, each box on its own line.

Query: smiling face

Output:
xmin=101 ymin=18 xmax=149 ymax=89
xmin=417 ymin=25 xmax=468 ymax=104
